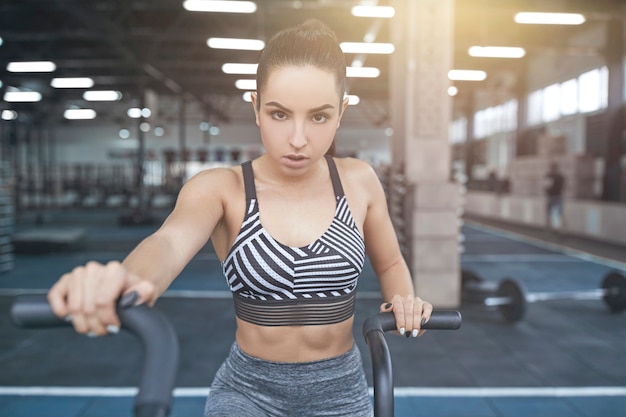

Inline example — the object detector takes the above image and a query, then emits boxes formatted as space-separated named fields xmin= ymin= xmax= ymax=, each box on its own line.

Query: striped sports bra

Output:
xmin=222 ymin=155 xmax=365 ymax=326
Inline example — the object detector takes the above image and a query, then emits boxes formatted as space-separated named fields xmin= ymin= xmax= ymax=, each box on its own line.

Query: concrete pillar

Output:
xmin=389 ymin=0 xmax=460 ymax=307
xmin=602 ymin=18 xmax=625 ymax=202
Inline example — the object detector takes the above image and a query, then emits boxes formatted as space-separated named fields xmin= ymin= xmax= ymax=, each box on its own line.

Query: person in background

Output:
xmin=47 ymin=19 xmax=433 ymax=417
xmin=544 ymin=161 xmax=566 ymax=230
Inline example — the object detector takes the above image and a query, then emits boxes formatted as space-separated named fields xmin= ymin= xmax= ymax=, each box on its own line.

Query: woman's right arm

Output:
xmin=47 ymin=168 xmax=234 ymax=336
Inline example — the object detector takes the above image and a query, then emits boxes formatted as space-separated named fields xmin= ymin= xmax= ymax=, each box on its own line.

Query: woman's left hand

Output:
xmin=379 ymin=295 xmax=433 ymax=337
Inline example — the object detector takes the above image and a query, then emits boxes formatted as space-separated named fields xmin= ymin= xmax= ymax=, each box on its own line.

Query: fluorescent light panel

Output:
xmin=235 ymin=79 xmax=256 ymax=90
xmin=7 ymin=61 xmax=56 ymax=73
xmin=127 ymin=108 xmax=152 ymax=118
xmin=351 ymin=5 xmax=395 ymax=18
xmin=468 ymin=46 xmax=526 ymax=58
xmin=83 ymin=90 xmax=122 ymax=101
xmin=64 ymin=109 xmax=96 ymax=120
xmin=183 ymin=0 xmax=256 ymax=13
xmin=346 ymin=67 xmax=380 ymax=78
xmin=448 ymin=70 xmax=487 ymax=81
xmin=340 ymin=42 xmax=395 ymax=54
xmin=346 ymin=95 xmax=360 ymax=105
xmin=1 ymin=110 xmax=18 ymax=121
xmin=207 ymin=38 xmax=264 ymax=50
xmin=222 ymin=63 xmax=257 ymax=74
xmin=514 ymin=12 xmax=585 ymax=25
xmin=3 ymin=91 xmax=42 ymax=102
xmin=51 ymin=77 xmax=94 ymax=88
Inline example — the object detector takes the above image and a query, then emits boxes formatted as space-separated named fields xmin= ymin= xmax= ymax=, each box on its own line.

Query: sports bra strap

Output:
xmin=241 ymin=156 xmax=344 ymax=200
xmin=241 ymin=160 xmax=256 ymax=201
xmin=325 ymin=155 xmax=345 ymax=198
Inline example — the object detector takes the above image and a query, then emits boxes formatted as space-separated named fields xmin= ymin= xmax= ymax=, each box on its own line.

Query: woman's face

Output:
xmin=252 ymin=65 xmax=348 ymax=173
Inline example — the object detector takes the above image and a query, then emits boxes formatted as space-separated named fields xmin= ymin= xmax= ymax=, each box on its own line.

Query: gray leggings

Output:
xmin=204 ymin=342 xmax=373 ymax=417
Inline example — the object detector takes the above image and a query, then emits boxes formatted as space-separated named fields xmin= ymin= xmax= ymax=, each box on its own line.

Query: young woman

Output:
xmin=48 ymin=19 xmax=433 ymax=417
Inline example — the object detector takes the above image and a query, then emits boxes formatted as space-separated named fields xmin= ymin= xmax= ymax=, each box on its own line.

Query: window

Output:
xmin=579 ymin=68 xmax=602 ymax=113
xmin=542 ymin=83 xmax=560 ymax=122
xmin=560 ymin=78 xmax=578 ymax=116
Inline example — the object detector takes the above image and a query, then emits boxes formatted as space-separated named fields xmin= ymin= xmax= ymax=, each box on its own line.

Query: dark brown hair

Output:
xmin=256 ymin=19 xmax=347 ymax=108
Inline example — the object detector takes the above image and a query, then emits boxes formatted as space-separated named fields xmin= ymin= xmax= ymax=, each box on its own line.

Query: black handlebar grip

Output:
xmin=10 ymin=294 xmax=179 ymax=417
xmin=10 ymin=294 xmax=67 ymax=327
xmin=363 ymin=310 xmax=462 ymax=337
xmin=362 ymin=310 xmax=462 ymax=417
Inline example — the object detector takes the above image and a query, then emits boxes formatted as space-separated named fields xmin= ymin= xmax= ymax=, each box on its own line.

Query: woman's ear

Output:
xmin=250 ymin=92 xmax=260 ymax=126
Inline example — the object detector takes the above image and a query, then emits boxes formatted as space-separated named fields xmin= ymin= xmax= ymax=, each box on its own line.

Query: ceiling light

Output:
xmin=448 ymin=86 xmax=459 ymax=96
xmin=140 ymin=122 xmax=150 ymax=132
xmin=154 ymin=126 xmax=165 ymax=137
xmin=468 ymin=46 xmax=526 ymax=58
xmin=0 ymin=37 xmax=3 ymax=47
xmin=119 ymin=129 xmax=130 ymax=139
xmin=51 ymin=77 xmax=94 ymax=88
xmin=183 ymin=0 xmax=257 ymax=13
xmin=222 ymin=63 xmax=258 ymax=74
xmin=127 ymin=108 xmax=151 ymax=118
xmin=346 ymin=95 xmax=360 ymax=105
xmin=64 ymin=109 xmax=97 ymax=120
xmin=340 ymin=42 xmax=395 ymax=54
xmin=1 ymin=110 xmax=18 ymax=121
xmin=3 ymin=91 xmax=42 ymax=102
xmin=83 ymin=90 xmax=122 ymax=101
xmin=351 ymin=5 xmax=395 ymax=18
xmin=514 ymin=12 xmax=585 ymax=25
xmin=7 ymin=61 xmax=56 ymax=72
xmin=346 ymin=67 xmax=380 ymax=78
xmin=207 ymin=37 xmax=264 ymax=50
xmin=235 ymin=79 xmax=256 ymax=90
xmin=242 ymin=91 xmax=253 ymax=102
xmin=448 ymin=70 xmax=487 ymax=81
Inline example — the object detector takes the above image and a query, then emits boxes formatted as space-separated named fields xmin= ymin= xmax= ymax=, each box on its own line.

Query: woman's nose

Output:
xmin=289 ymin=121 xmax=307 ymax=149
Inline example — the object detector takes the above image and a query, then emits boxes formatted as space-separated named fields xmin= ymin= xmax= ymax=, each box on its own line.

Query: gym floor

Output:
xmin=0 ymin=208 xmax=625 ymax=417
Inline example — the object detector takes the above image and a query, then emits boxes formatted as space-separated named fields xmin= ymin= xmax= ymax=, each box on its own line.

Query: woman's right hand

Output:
xmin=47 ymin=260 xmax=156 ymax=337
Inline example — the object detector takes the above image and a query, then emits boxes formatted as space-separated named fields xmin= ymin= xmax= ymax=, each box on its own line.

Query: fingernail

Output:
xmin=412 ymin=329 xmax=418 ymax=338
xmin=399 ymin=327 xmax=406 ymax=335
xmin=86 ymin=332 xmax=97 ymax=338
xmin=119 ymin=291 xmax=139 ymax=308
xmin=405 ymin=332 xmax=411 ymax=338
xmin=64 ymin=315 xmax=72 ymax=322
xmin=384 ymin=303 xmax=392 ymax=309
xmin=106 ymin=325 xmax=120 ymax=334
xmin=421 ymin=318 xmax=427 ymax=326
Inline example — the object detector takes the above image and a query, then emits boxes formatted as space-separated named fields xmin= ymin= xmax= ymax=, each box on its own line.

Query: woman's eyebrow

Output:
xmin=264 ymin=101 xmax=335 ymax=113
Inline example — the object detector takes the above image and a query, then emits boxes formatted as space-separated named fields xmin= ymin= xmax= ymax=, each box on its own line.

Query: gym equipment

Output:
xmin=10 ymin=294 xmax=179 ymax=417
xmin=363 ymin=310 xmax=462 ymax=417
xmin=11 ymin=295 xmax=462 ymax=417
xmin=464 ymin=270 xmax=626 ymax=323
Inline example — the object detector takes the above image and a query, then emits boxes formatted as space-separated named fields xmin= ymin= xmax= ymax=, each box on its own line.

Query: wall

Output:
xmin=464 ymin=190 xmax=626 ymax=247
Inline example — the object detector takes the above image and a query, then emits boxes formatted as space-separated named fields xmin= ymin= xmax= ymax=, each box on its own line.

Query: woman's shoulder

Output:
xmin=180 ymin=164 xmax=244 ymax=197
xmin=333 ymin=156 xmax=380 ymax=184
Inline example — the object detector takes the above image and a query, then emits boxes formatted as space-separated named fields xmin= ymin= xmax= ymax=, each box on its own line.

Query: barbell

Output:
xmin=462 ymin=270 xmax=626 ymax=323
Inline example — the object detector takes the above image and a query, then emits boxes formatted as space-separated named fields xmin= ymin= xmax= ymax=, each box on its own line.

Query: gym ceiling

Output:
xmin=0 ymin=0 xmax=624 ymax=128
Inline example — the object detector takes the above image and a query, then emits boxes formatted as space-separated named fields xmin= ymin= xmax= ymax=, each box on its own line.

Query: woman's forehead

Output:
xmin=261 ymin=65 xmax=341 ymax=103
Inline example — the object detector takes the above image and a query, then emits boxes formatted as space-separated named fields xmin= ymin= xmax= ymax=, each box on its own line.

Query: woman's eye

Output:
xmin=271 ymin=111 xmax=287 ymax=120
xmin=313 ymin=114 xmax=328 ymax=123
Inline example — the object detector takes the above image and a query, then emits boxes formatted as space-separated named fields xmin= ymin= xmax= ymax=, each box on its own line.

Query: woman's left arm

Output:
xmin=359 ymin=163 xmax=433 ymax=337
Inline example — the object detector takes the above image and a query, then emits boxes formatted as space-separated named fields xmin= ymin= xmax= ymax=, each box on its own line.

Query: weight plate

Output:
xmin=496 ymin=278 xmax=527 ymax=323
xmin=602 ymin=271 xmax=626 ymax=313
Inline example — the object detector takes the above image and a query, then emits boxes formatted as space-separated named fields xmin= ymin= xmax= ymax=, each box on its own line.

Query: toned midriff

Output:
xmin=235 ymin=315 xmax=355 ymax=362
